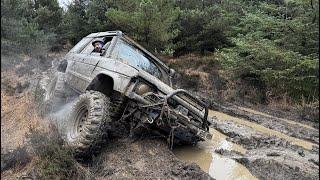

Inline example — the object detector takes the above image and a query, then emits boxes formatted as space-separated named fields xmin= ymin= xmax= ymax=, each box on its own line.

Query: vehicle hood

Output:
xmin=137 ymin=70 xmax=174 ymax=94
xmin=112 ymin=59 xmax=174 ymax=94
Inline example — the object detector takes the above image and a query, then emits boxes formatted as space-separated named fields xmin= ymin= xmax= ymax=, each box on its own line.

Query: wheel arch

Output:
xmin=86 ymin=73 xmax=115 ymax=96
xmin=86 ymin=71 xmax=132 ymax=96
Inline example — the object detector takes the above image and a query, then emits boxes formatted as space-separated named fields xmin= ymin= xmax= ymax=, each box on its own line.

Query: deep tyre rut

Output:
xmin=66 ymin=90 xmax=111 ymax=159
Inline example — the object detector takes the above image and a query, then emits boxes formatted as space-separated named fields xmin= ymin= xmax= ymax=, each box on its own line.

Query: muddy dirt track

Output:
xmin=174 ymin=107 xmax=319 ymax=180
xmin=49 ymin=97 xmax=319 ymax=179
xmin=1 ymin=55 xmax=319 ymax=179
xmin=2 ymin=96 xmax=318 ymax=179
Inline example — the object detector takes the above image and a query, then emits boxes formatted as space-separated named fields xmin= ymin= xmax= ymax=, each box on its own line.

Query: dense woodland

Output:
xmin=1 ymin=0 xmax=319 ymax=107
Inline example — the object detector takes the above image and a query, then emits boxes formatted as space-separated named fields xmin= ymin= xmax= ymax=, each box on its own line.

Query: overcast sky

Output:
xmin=58 ymin=0 xmax=72 ymax=10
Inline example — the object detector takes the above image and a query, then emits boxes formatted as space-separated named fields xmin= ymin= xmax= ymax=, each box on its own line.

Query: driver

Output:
xmin=92 ymin=38 xmax=105 ymax=53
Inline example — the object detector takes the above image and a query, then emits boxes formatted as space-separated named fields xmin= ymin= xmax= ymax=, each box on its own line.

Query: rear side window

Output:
xmin=81 ymin=42 xmax=95 ymax=54
xmin=69 ymin=37 xmax=92 ymax=53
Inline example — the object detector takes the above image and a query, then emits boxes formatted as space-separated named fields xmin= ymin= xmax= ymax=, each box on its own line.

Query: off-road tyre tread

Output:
xmin=109 ymin=92 xmax=126 ymax=120
xmin=67 ymin=90 xmax=111 ymax=159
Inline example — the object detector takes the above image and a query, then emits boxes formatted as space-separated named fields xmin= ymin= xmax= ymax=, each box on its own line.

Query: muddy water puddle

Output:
xmin=209 ymin=110 xmax=317 ymax=150
xmin=238 ymin=106 xmax=316 ymax=130
xmin=174 ymin=109 xmax=317 ymax=179
xmin=174 ymin=128 xmax=257 ymax=180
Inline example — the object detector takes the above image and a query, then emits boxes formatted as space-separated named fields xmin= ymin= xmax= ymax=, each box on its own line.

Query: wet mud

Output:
xmin=173 ymin=128 xmax=257 ymax=180
xmin=218 ymin=147 xmax=319 ymax=180
xmin=208 ymin=115 xmax=318 ymax=151
xmin=173 ymin=107 xmax=319 ymax=180
xmin=91 ymin=138 xmax=213 ymax=180
xmin=210 ymin=102 xmax=319 ymax=144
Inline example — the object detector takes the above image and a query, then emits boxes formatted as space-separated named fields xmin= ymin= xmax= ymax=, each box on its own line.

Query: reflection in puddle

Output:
xmin=210 ymin=153 xmax=256 ymax=180
xmin=209 ymin=110 xmax=316 ymax=150
xmin=174 ymin=145 xmax=211 ymax=172
xmin=174 ymin=128 xmax=257 ymax=180
xmin=238 ymin=106 xmax=316 ymax=130
xmin=206 ymin=128 xmax=246 ymax=154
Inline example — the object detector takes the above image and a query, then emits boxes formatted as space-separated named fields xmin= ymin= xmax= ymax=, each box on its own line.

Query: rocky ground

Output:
xmin=1 ymin=53 xmax=319 ymax=179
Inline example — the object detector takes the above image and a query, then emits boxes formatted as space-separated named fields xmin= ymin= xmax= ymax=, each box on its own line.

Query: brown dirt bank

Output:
xmin=90 ymin=138 xmax=213 ymax=180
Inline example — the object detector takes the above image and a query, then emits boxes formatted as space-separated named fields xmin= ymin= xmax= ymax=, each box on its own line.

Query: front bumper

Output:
xmin=124 ymin=79 xmax=212 ymax=141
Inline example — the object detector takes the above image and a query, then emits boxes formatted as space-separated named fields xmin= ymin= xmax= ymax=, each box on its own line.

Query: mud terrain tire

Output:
xmin=66 ymin=91 xmax=111 ymax=158
xmin=110 ymin=92 xmax=126 ymax=120
xmin=43 ymin=72 xmax=66 ymax=113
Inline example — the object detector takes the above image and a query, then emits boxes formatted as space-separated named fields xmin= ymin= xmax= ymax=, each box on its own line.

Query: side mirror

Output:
xmin=169 ymin=68 xmax=176 ymax=77
xmin=100 ymin=48 xmax=106 ymax=56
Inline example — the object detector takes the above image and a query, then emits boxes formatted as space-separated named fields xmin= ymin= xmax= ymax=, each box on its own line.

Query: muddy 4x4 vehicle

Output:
xmin=45 ymin=31 xmax=212 ymax=157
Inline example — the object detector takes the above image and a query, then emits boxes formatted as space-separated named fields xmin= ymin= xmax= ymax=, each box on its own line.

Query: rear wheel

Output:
xmin=66 ymin=91 xmax=111 ymax=158
xmin=43 ymin=72 xmax=66 ymax=114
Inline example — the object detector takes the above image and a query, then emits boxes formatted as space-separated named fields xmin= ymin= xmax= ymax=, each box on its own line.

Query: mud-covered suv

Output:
xmin=45 ymin=31 xmax=212 ymax=157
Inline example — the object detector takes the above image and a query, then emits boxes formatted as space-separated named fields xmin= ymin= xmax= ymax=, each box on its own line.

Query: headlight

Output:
xmin=135 ymin=82 xmax=151 ymax=95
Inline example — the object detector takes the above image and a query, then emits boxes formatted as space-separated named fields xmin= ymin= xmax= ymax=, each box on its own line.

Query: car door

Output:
xmin=74 ymin=36 xmax=116 ymax=92
xmin=70 ymin=39 xmax=102 ymax=92
xmin=66 ymin=37 xmax=93 ymax=92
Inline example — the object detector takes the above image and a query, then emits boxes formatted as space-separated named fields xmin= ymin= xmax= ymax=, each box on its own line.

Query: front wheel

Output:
xmin=66 ymin=91 xmax=112 ymax=158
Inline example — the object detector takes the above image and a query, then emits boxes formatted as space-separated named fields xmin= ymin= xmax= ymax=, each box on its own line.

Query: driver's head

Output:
xmin=93 ymin=42 xmax=103 ymax=51
xmin=92 ymin=39 xmax=105 ymax=52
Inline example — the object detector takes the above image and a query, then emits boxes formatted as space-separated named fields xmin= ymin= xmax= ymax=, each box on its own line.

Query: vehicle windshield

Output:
xmin=112 ymin=39 xmax=162 ymax=79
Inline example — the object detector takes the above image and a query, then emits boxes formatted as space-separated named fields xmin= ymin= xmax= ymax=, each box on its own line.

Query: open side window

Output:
xmin=80 ymin=36 xmax=114 ymax=55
